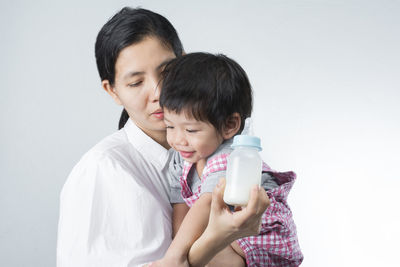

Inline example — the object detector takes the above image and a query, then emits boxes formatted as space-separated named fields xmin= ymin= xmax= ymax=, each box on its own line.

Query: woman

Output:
xmin=57 ymin=7 xmax=269 ymax=267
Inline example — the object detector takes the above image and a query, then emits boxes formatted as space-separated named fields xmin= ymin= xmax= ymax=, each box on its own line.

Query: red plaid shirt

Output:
xmin=179 ymin=154 xmax=303 ymax=266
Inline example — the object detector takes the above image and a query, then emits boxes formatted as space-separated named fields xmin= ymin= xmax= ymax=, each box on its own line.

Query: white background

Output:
xmin=1 ymin=0 xmax=399 ymax=266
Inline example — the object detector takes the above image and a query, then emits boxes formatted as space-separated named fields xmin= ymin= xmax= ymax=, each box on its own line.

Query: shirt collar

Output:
xmin=124 ymin=119 xmax=170 ymax=171
xmin=206 ymin=138 xmax=233 ymax=163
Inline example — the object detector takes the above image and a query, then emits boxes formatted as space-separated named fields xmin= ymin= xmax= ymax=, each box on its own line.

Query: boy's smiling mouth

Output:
xmin=179 ymin=151 xmax=195 ymax=158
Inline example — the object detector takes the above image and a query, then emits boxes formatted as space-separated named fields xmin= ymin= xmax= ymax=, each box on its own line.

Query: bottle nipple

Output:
xmin=232 ymin=117 xmax=262 ymax=151
xmin=242 ymin=117 xmax=254 ymax=136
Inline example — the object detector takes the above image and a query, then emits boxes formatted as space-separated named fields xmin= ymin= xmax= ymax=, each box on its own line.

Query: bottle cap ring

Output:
xmin=231 ymin=135 xmax=262 ymax=151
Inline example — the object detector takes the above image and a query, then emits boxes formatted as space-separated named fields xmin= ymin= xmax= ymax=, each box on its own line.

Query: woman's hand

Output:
xmin=208 ymin=177 xmax=270 ymax=242
xmin=187 ymin=178 xmax=270 ymax=266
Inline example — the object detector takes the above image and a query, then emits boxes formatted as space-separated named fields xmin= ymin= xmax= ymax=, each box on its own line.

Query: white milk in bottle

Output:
xmin=224 ymin=119 xmax=262 ymax=206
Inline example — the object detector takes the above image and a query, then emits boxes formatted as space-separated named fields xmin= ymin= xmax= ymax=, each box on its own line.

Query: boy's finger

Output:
xmin=234 ymin=206 xmax=242 ymax=212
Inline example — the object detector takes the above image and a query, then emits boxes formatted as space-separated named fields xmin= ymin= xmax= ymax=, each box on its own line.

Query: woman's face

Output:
xmin=104 ymin=37 xmax=176 ymax=138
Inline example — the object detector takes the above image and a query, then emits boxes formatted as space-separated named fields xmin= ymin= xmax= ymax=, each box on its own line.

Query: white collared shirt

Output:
xmin=57 ymin=119 xmax=174 ymax=267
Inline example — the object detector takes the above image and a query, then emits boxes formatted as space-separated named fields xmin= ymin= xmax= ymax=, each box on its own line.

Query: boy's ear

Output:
xmin=222 ymin=113 xmax=241 ymax=140
xmin=102 ymin=80 xmax=123 ymax=106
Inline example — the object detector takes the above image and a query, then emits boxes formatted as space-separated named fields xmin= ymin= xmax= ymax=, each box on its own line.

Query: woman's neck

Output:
xmin=133 ymin=121 xmax=170 ymax=149
xmin=150 ymin=131 xmax=170 ymax=149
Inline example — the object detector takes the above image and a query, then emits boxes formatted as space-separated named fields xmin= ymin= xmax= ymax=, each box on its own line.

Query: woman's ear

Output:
xmin=102 ymin=80 xmax=123 ymax=106
xmin=222 ymin=113 xmax=241 ymax=140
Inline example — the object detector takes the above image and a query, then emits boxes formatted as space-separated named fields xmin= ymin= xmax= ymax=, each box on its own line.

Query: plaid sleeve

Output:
xmin=261 ymin=172 xmax=279 ymax=191
xmin=236 ymin=171 xmax=303 ymax=266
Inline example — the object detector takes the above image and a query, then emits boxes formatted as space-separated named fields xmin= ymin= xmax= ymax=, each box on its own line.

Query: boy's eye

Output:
xmin=186 ymin=129 xmax=198 ymax=133
xmin=128 ymin=81 xmax=143 ymax=87
xmin=166 ymin=126 xmax=174 ymax=130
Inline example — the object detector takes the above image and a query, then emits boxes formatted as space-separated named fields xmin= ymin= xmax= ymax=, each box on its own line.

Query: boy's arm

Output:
xmin=162 ymin=193 xmax=213 ymax=264
xmin=172 ymin=203 xmax=190 ymax=238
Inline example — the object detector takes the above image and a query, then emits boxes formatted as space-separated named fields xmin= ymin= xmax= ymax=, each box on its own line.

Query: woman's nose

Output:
xmin=148 ymin=77 xmax=161 ymax=102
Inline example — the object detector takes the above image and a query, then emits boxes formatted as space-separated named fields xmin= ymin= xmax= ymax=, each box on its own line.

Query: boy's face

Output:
xmin=164 ymin=109 xmax=224 ymax=163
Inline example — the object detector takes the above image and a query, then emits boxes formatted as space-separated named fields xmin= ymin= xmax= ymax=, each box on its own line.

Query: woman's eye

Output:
xmin=128 ymin=81 xmax=142 ymax=87
xmin=186 ymin=129 xmax=198 ymax=133
xmin=166 ymin=126 xmax=174 ymax=130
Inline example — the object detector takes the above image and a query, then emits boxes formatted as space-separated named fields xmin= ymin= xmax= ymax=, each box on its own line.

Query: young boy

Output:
xmin=155 ymin=53 xmax=303 ymax=266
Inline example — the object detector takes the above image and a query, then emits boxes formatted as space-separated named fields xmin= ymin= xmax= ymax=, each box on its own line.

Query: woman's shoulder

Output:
xmin=62 ymin=130 xmax=139 ymax=193
xmin=72 ymin=129 xmax=136 ymax=171
xmin=90 ymin=129 xmax=130 ymax=156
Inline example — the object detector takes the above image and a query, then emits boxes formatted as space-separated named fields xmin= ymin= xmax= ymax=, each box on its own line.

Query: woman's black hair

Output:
xmin=94 ymin=7 xmax=184 ymax=129
xmin=160 ymin=52 xmax=253 ymax=134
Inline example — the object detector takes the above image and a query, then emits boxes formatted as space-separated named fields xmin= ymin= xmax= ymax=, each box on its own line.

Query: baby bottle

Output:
xmin=224 ymin=119 xmax=262 ymax=206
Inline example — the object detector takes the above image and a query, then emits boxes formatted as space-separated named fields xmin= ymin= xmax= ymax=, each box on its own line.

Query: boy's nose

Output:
xmin=174 ymin=131 xmax=188 ymax=146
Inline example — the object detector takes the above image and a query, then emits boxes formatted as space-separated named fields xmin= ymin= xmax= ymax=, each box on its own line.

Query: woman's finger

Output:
xmin=232 ymin=184 xmax=260 ymax=225
xmin=210 ymin=178 xmax=227 ymax=215
xmin=245 ymin=184 xmax=261 ymax=216
xmin=256 ymin=186 xmax=269 ymax=216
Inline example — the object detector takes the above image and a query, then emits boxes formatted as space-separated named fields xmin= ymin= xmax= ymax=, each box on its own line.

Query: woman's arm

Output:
xmin=59 ymin=153 xmax=175 ymax=267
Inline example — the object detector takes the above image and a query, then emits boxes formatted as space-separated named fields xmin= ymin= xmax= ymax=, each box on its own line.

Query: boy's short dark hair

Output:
xmin=160 ymin=52 xmax=253 ymax=134
xmin=94 ymin=7 xmax=184 ymax=129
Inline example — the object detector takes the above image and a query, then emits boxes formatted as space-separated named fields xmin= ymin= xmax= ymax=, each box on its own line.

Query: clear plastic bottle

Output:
xmin=223 ymin=134 xmax=262 ymax=206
